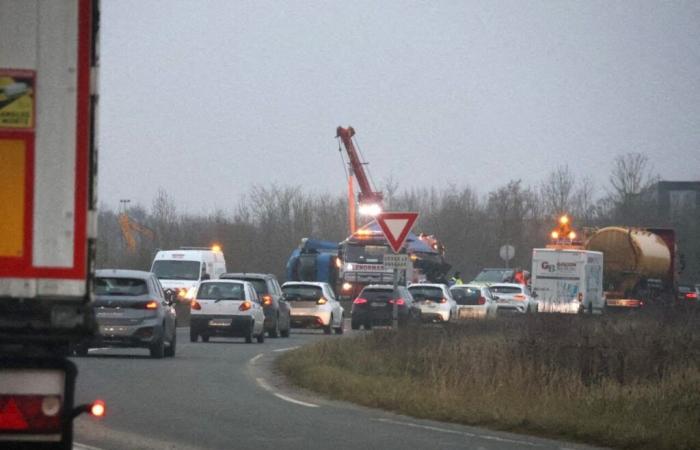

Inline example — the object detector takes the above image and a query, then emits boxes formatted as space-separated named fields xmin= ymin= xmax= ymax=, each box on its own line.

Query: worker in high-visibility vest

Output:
xmin=513 ymin=268 xmax=525 ymax=285
xmin=449 ymin=271 xmax=463 ymax=286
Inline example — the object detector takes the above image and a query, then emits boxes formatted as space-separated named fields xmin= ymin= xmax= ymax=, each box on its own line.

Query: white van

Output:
xmin=150 ymin=247 xmax=227 ymax=301
xmin=531 ymin=248 xmax=604 ymax=314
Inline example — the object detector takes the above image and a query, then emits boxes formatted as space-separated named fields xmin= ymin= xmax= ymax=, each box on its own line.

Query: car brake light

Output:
xmin=239 ymin=301 xmax=252 ymax=311
xmin=90 ymin=400 xmax=106 ymax=417
xmin=317 ymin=297 xmax=327 ymax=305
xmin=439 ymin=298 xmax=447 ymax=304
xmin=262 ymin=295 xmax=272 ymax=306
xmin=478 ymin=296 xmax=486 ymax=305
xmin=190 ymin=300 xmax=201 ymax=310
xmin=145 ymin=300 xmax=158 ymax=309
xmin=388 ymin=298 xmax=406 ymax=306
xmin=353 ymin=297 xmax=367 ymax=304
xmin=686 ymin=292 xmax=698 ymax=300
xmin=513 ymin=294 xmax=526 ymax=301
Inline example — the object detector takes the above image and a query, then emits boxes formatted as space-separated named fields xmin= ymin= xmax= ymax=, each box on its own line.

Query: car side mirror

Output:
xmin=201 ymin=273 xmax=211 ymax=280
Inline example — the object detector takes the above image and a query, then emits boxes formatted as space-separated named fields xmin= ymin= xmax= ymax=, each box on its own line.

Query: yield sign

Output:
xmin=376 ymin=212 xmax=419 ymax=253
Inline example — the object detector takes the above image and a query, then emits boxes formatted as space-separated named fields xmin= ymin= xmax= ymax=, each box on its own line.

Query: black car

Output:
xmin=78 ymin=269 xmax=178 ymax=358
xmin=351 ymin=285 xmax=420 ymax=330
xmin=220 ymin=273 xmax=291 ymax=337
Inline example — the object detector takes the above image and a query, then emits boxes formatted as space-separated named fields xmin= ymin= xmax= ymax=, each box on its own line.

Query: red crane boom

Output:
xmin=336 ymin=126 xmax=384 ymax=207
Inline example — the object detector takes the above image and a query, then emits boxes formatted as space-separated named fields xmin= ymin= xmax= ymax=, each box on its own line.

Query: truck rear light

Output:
xmin=190 ymin=300 xmax=202 ymax=310
xmin=239 ymin=301 xmax=252 ymax=311
xmin=342 ymin=282 xmax=352 ymax=291
xmin=353 ymin=298 xmax=367 ymax=304
xmin=90 ymin=400 xmax=106 ymax=417
xmin=478 ymin=296 xmax=486 ymax=305
xmin=261 ymin=295 xmax=272 ymax=306
xmin=0 ymin=395 xmax=62 ymax=433
xmin=317 ymin=298 xmax=328 ymax=305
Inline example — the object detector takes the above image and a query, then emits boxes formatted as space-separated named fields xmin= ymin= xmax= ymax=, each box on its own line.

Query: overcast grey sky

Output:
xmin=98 ymin=0 xmax=700 ymax=213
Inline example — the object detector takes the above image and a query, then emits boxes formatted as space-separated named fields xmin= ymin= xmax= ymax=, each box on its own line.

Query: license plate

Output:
xmin=371 ymin=302 xmax=386 ymax=307
xmin=209 ymin=319 xmax=232 ymax=327
xmin=100 ymin=325 xmax=128 ymax=335
xmin=97 ymin=311 xmax=125 ymax=318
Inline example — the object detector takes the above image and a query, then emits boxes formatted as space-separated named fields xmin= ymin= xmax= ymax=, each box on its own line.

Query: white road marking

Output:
xmin=374 ymin=418 xmax=541 ymax=447
xmin=249 ymin=353 xmax=264 ymax=364
xmin=73 ymin=442 xmax=105 ymax=450
xmin=255 ymin=377 xmax=319 ymax=408
xmin=272 ymin=346 xmax=299 ymax=352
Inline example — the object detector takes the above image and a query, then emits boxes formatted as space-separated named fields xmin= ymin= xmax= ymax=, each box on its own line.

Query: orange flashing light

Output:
xmin=262 ymin=295 xmax=272 ymax=306
xmin=90 ymin=400 xmax=106 ymax=418
xmin=239 ymin=301 xmax=252 ymax=311
xmin=190 ymin=300 xmax=202 ymax=310
xmin=211 ymin=244 xmax=222 ymax=253
xmin=145 ymin=300 xmax=158 ymax=309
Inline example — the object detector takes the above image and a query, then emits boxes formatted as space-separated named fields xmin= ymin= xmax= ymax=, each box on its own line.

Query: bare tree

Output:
xmin=609 ymin=153 xmax=658 ymax=202
xmin=540 ymin=165 xmax=575 ymax=217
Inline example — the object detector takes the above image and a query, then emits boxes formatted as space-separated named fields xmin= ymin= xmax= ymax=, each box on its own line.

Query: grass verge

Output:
xmin=277 ymin=310 xmax=700 ymax=449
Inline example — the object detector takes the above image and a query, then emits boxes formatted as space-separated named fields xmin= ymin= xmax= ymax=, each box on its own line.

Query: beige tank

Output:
xmin=585 ymin=227 xmax=671 ymax=293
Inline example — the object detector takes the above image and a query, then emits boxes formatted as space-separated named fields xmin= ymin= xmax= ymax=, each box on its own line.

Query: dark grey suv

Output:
xmin=220 ymin=273 xmax=291 ymax=337
xmin=77 ymin=269 xmax=177 ymax=358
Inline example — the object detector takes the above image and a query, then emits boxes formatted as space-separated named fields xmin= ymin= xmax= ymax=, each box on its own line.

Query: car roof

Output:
xmin=200 ymin=279 xmax=248 ymax=286
xmin=362 ymin=284 xmax=400 ymax=290
xmin=95 ymin=269 xmax=152 ymax=279
xmin=409 ymin=283 xmax=447 ymax=289
xmin=221 ymin=272 xmax=274 ymax=280
xmin=488 ymin=283 xmax=524 ymax=288
xmin=451 ymin=284 xmax=487 ymax=290
xmin=282 ymin=281 xmax=328 ymax=288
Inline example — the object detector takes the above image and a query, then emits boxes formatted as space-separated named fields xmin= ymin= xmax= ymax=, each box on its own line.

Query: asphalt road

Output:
xmin=71 ymin=326 xmax=601 ymax=450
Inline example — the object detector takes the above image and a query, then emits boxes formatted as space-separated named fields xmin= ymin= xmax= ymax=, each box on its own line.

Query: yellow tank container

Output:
xmin=585 ymin=227 xmax=671 ymax=293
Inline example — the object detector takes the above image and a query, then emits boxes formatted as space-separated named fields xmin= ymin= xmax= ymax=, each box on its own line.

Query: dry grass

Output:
xmin=277 ymin=308 xmax=700 ymax=449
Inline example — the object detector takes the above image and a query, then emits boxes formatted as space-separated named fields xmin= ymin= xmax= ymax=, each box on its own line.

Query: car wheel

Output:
xmin=201 ymin=335 xmax=210 ymax=343
xmin=74 ymin=345 xmax=88 ymax=357
xmin=149 ymin=336 xmax=165 ymax=359
xmin=351 ymin=320 xmax=360 ymax=330
xmin=280 ymin=320 xmax=291 ymax=338
xmin=363 ymin=322 xmax=372 ymax=330
xmin=165 ymin=330 xmax=177 ymax=357
xmin=189 ymin=327 xmax=198 ymax=343
xmin=334 ymin=314 xmax=344 ymax=335
xmin=256 ymin=330 xmax=265 ymax=343
xmin=269 ymin=316 xmax=280 ymax=338
xmin=323 ymin=316 xmax=333 ymax=335
xmin=245 ymin=323 xmax=253 ymax=344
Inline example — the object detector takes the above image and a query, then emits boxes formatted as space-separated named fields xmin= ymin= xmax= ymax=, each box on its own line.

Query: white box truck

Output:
xmin=150 ymin=248 xmax=227 ymax=302
xmin=1 ymin=1 xmax=103 ymax=447
xmin=531 ymin=248 xmax=605 ymax=314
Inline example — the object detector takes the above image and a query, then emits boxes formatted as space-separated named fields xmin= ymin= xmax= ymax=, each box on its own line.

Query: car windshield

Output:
xmin=489 ymin=285 xmax=522 ymax=295
xmin=197 ymin=282 xmax=244 ymax=300
xmin=95 ymin=277 xmax=148 ymax=296
xmin=408 ymin=286 xmax=444 ymax=301
xmin=283 ymin=285 xmax=323 ymax=301
xmin=152 ymin=260 xmax=201 ymax=280
xmin=344 ymin=244 xmax=389 ymax=264
xmin=361 ymin=289 xmax=396 ymax=302
xmin=473 ymin=269 xmax=512 ymax=282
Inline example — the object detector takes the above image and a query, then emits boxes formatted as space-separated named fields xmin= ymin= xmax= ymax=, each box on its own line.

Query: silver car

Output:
xmin=408 ymin=283 xmax=457 ymax=323
xmin=282 ymin=282 xmax=344 ymax=334
xmin=80 ymin=269 xmax=178 ymax=358
xmin=489 ymin=283 xmax=538 ymax=314
xmin=449 ymin=284 xmax=497 ymax=319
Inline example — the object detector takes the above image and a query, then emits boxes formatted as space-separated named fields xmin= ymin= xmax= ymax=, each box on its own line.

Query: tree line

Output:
xmin=97 ymin=152 xmax=699 ymax=285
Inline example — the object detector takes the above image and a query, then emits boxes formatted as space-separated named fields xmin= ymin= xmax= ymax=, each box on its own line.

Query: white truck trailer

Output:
xmin=531 ymin=248 xmax=605 ymax=314
xmin=1 ymin=1 xmax=103 ymax=447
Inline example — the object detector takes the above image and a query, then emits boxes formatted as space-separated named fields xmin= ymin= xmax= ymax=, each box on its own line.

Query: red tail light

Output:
xmin=478 ymin=296 xmax=486 ymax=305
xmin=190 ymin=300 xmax=201 ymax=310
xmin=686 ymin=292 xmax=698 ymax=300
xmin=439 ymin=298 xmax=447 ymax=304
xmin=513 ymin=294 xmax=526 ymax=301
xmin=0 ymin=395 xmax=62 ymax=433
xmin=353 ymin=298 xmax=368 ymax=304
xmin=90 ymin=400 xmax=106 ymax=418
xmin=317 ymin=298 xmax=328 ymax=305
xmin=261 ymin=295 xmax=273 ymax=306
xmin=239 ymin=301 xmax=252 ymax=311
xmin=388 ymin=298 xmax=406 ymax=306
xmin=145 ymin=300 xmax=158 ymax=309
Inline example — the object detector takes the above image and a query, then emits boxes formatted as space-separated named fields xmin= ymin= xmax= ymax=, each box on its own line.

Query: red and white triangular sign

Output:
xmin=376 ymin=212 xmax=419 ymax=253
xmin=0 ymin=398 xmax=29 ymax=430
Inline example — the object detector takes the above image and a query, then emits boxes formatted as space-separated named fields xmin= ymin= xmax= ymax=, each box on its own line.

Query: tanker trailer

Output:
xmin=585 ymin=227 xmax=677 ymax=310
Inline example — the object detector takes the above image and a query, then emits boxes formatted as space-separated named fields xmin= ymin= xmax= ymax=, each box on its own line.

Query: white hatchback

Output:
xmin=189 ymin=280 xmax=265 ymax=343
xmin=449 ymin=284 xmax=498 ymax=319
xmin=281 ymin=282 xmax=344 ymax=334
xmin=408 ymin=283 xmax=457 ymax=323
xmin=489 ymin=283 xmax=538 ymax=315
